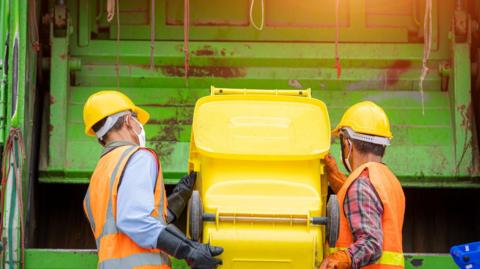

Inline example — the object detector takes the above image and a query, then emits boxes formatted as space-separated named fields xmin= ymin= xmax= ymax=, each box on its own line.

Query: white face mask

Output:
xmin=132 ymin=117 xmax=146 ymax=147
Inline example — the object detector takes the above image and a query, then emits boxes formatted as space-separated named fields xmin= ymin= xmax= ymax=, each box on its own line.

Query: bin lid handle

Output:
xmin=210 ymin=86 xmax=311 ymax=98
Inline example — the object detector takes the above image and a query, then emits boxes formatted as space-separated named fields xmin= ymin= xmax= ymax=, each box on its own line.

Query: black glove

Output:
xmin=157 ymin=225 xmax=223 ymax=269
xmin=187 ymin=241 xmax=224 ymax=269
xmin=167 ymin=172 xmax=197 ymax=223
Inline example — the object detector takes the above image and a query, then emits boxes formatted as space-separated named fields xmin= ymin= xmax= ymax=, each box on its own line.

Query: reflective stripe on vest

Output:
xmin=84 ymin=145 xmax=170 ymax=269
xmin=84 ymin=188 xmax=95 ymax=232
xmin=329 ymin=247 xmax=405 ymax=267
xmin=99 ymin=253 xmax=171 ymax=269
xmin=97 ymin=145 xmax=135 ymax=245
xmin=85 ymin=145 xmax=135 ymax=248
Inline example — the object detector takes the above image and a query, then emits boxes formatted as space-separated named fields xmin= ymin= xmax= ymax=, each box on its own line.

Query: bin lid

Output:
xmin=192 ymin=93 xmax=330 ymax=160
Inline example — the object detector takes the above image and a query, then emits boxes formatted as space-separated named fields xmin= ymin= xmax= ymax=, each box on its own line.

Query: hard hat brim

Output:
xmin=134 ymin=106 xmax=150 ymax=126
xmin=331 ymin=126 xmax=341 ymax=137
xmin=331 ymin=125 xmax=393 ymax=140
xmin=87 ymin=127 xmax=97 ymax=137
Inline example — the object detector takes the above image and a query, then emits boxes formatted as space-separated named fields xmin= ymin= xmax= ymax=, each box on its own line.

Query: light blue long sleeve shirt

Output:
xmin=116 ymin=149 xmax=166 ymax=249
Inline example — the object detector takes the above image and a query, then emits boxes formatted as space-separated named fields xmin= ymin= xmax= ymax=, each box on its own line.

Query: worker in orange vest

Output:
xmin=320 ymin=101 xmax=405 ymax=269
xmin=82 ymin=90 xmax=223 ymax=269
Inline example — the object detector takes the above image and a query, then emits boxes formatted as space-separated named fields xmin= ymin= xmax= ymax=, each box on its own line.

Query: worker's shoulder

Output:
xmin=128 ymin=148 xmax=159 ymax=165
xmin=119 ymin=148 xmax=159 ymax=188
xmin=356 ymin=167 xmax=370 ymax=181
xmin=350 ymin=168 xmax=375 ymax=194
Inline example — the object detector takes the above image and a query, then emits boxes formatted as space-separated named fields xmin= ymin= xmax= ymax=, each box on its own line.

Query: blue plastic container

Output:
xmin=451 ymin=242 xmax=480 ymax=269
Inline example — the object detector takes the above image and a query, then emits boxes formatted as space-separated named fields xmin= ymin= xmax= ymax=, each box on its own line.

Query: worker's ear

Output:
xmin=124 ymin=114 xmax=135 ymax=130
xmin=124 ymin=114 xmax=142 ymax=145
xmin=122 ymin=114 xmax=136 ymax=140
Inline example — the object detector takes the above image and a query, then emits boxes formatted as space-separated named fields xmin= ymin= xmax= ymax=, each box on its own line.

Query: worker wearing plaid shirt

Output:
xmin=320 ymin=101 xmax=405 ymax=269
xmin=324 ymin=156 xmax=384 ymax=268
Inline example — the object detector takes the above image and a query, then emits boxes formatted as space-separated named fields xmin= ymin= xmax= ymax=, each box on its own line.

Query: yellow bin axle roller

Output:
xmin=187 ymin=87 xmax=339 ymax=269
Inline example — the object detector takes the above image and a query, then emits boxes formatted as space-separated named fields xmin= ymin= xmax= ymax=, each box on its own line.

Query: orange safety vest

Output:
xmin=331 ymin=162 xmax=405 ymax=269
xmin=83 ymin=145 xmax=171 ymax=269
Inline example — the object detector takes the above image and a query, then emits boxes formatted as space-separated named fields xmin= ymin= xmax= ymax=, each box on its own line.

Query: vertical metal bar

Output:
xmin=149 ymin=0 xmax=155 ymax=69
xmin=350 ymin=0 xmax=366 ymax=31
xmin=48 ymin=10 xmax=70 ymax=171
xmin=77 ymin=0 xmax=90 ymax=47
xmin=0 ymin=0 xmax=8 ymax=145
xmin=451 ymin=43 xmax=474 ymax=176
xmin=432 ymin=0 xmax=439 ymax=51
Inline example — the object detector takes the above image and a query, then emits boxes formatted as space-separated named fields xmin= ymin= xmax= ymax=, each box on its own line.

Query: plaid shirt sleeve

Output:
xmin=343 ymin=169 xmax=384 ymax=269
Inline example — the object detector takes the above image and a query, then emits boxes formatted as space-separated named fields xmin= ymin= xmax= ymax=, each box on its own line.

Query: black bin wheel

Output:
xmin=188 ymin=190 xmax=203 ymax=242
xmin=326 ymin=194 xmax=340 ymax=247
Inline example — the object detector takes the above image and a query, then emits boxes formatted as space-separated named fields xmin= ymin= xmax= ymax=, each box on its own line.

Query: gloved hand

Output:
xmin=167 ymin=172 xmax=197 ymax=223
xmin=324 ymin=154 xmax=347 ymax=194
xmin=319 ymin=250 xmax=351 ymax=269
xmin=157 ymin=225 xmax=223 ymax=269
xmin=188 ymin=241 xmax=224 ymax=269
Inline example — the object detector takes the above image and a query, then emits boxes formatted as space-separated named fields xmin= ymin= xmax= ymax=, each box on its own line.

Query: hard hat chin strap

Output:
xmin=95 ymin=111 xmax=130 ymax=140
xmin=342 ymin=127 xmax=390 ymax=146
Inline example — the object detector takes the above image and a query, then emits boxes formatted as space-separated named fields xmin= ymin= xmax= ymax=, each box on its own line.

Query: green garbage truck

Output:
xmin=0 ymin=0 xmax=479 ymax=268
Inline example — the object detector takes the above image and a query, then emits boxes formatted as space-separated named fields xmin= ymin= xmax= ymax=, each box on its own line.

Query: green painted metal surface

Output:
xmin=38 ymin=0 xmax=479 ymax=186
xmin=90 ymin=0 xmax=435 ymax=43
xmin=24 ymin=249 xmax=458 ymax=269
xmin=1 ymin=0 xmax=40 ymax=269
xmin=24 ymin=249 xmax=189 ymax=269
xmin=0 ymin=0 xmax=8 ymax=144
xmin=404 ymin=254 xmax=459 ymax=269
xmin=0 ymin=1 xmax=475 ymax=269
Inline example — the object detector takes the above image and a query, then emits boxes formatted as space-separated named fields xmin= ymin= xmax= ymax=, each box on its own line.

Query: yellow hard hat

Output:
xmin=83 ymin=90 xmax=150 ymax=136
xmin=332 ymin=101 xmax=393 ymax=139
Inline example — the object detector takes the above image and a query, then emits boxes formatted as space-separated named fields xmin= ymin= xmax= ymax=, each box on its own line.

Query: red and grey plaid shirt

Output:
xmin=344 ymin=169 xmax=384 ymax=269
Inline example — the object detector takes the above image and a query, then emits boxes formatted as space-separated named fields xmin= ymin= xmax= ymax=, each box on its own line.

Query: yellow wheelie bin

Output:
xmin=187 ymin=87 xmax=339 ymax=269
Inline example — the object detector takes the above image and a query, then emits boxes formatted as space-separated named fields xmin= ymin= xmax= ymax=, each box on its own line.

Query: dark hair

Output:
xmin=351 ymin=138 xmax=386 ymax=157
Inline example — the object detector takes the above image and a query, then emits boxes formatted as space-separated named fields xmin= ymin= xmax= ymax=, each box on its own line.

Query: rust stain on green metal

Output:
xmin=150 ymin=95 xmax=194 ymax=165
xmin=385 ymin=60 xmax=411 ymax=86
xmin=35 ymin=0 xmax=479 ymax=188
xmin=457 ymin=103 xmax=473 ymax=130
xmin=151 ymin=118 xmax=181 ymax=165
xmin=161 ymin=66 xmax=247 ymax=78
xmin=191 ymin=45 xmax=215 ymax=56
